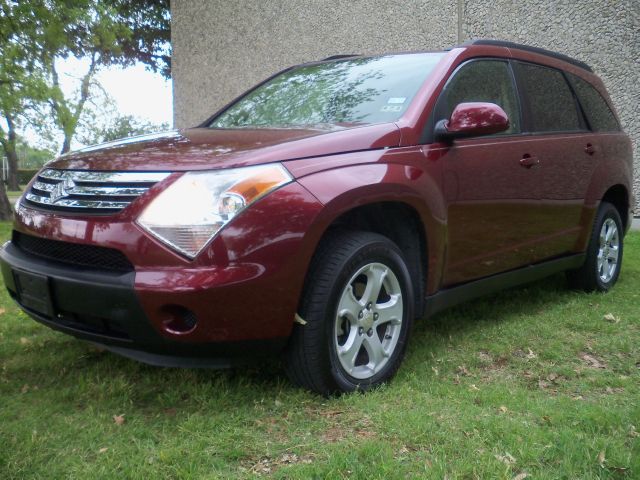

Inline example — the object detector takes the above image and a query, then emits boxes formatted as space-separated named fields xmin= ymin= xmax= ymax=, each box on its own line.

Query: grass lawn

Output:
xmin=0 ymin=222 xmax=638 ymax=479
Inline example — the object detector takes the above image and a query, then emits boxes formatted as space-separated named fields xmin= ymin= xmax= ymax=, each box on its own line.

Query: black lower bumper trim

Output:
xmin=95 ymin=340 xmax=286 ymax=368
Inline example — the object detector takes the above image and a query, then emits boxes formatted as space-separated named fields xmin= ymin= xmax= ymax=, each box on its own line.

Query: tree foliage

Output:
xmin=0 ymin=135 xmax=53 ymax=170
xmin=0 ymin=1 xmax=50 ymax=193
xmin=14 ymin=137 xmax=54 ymax=169
xmin=3 ymin=0 xmax=170 ymax=153
xmin=86 ymin=114 xmax=170 ymax=145
xmin=0 ymin=1 xmax=52 ymax=214
xmin=109 ymin=0 xmax=171 ymax=79
xmin=0 ymin=0 xmax=171 ymax=218
xmin=34 ymin=0 xmax=171 ymax=153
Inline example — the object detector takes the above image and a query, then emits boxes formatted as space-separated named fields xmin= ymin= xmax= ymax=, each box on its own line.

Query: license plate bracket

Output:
xmin=13 ymin=269 xmax=54 ymax=317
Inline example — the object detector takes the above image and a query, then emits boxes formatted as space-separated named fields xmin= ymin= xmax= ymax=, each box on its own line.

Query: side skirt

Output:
xmin=424 ymin=253 xmax=586 ymax=318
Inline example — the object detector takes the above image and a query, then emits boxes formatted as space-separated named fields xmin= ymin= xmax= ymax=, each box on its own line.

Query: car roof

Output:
xmin=459 ymin=39 xmax=593 ymax=72
xmin=317 ymin=39 xmax=593 ymax=73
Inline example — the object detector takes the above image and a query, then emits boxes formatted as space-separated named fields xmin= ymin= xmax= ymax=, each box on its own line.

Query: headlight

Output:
xmin=137 ymin=164 xmax=293 ymax=258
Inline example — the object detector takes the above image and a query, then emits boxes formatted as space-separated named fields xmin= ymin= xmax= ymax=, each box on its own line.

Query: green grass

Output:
xmin=1 ymin=222 xmax=638 ymax=479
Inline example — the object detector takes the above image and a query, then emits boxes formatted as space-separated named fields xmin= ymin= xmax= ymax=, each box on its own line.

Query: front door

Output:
xmin=434 ymin=59 xmax=546 ymax=286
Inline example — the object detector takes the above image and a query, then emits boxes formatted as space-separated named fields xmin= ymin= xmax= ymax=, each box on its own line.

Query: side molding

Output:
xmin=424 ymin=253 xmax=586 ymax=317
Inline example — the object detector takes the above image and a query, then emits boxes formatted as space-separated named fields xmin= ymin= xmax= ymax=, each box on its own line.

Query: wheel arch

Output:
xmin=322 ymin=201 xmax=428 ymax=318
xmin=297 ymin=164 xmax=447 ymax=318
xmin=579 ymin=150 xmax=633 ymax=250
xmin=601 ymin=184 xmax=629 ymax=231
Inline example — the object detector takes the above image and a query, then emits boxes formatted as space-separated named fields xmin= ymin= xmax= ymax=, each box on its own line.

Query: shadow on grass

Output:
xmin=9 ymin=272 xmax=587 ymax=408
xmin=417 ymin=272 xmax=573 ymax=338
xmin=401 ymin=268 xmax=624 ymax=368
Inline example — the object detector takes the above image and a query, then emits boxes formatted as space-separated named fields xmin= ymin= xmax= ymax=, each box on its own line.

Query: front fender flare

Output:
xmin=296 ymin=162 xmax=447 ymax=294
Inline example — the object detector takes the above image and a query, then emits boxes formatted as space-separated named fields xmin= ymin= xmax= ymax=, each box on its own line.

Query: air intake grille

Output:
xmin=24 ymin=169 xmax=171 ymax=214
xmin=13 ymin=231 xmax=134 ymax=272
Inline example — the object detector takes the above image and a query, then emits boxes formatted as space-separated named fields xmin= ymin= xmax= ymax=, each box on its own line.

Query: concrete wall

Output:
xmin=171 ymin=0 xmax=639 ymax=209
xmin=461 ymin=0 xmax=639 ymax=211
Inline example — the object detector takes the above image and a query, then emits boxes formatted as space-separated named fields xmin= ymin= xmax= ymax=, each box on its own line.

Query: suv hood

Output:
xmin=48 ymin=123 xmax=401 ymax=172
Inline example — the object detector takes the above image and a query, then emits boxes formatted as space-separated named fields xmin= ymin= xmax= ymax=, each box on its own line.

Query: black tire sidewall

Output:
xmin=324 ymin=240 xmax=414 ymax=392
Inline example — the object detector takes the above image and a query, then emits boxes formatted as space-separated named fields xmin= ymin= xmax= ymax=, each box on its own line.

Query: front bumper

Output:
xmin=0 ymin=242 xmax=286 ymax=366
xmin=4 ymin=181 xmax=324 ymax=365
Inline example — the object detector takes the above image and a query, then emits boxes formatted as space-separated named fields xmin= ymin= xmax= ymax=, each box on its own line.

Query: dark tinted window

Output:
xmin=569 ymin=74 xmax=620 ymax=131
xmin=210 ymin=53 xmax=445 ymax=128
xmin=439 ymin=60 xmax=520 ymax=134
xmin=515 ymin=63 xmax=581 ymax=132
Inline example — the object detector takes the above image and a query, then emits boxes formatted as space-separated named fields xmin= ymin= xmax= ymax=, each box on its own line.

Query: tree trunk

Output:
xmin=0 ymin=177 xmax=13 ymax=220
xmin=5 ymin=116 xmax=20 ymax=191
xmin=60 ymin=134 xmax=72 ymax=155
xmin=5 ymin=146 xmax=20 ymax=191
xmin=52 ymin=53 xmax=97 ymax=156
xmin=0 ymin=131 xmax=17 ymax=219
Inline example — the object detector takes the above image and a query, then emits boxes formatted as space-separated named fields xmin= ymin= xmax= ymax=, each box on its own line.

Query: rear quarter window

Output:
xmin=568 ymin=74 xmax=620 ymax=132
xmin=515 ymin=62 xmax=582 ymax=133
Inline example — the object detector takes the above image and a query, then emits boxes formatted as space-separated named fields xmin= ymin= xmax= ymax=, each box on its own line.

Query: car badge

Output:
xmin=49 ymin=173 xmax=76 ymax=204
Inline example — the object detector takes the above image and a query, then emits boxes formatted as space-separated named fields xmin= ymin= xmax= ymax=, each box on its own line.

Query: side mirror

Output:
xmin=434 ymin=102 xmax=510 ymax=142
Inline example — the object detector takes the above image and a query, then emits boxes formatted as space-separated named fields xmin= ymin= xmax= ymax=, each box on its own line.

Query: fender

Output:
xmin=576 ymin=134 xmax=633 ymax=250
xmin=294 ymin=160 xmax=448 ymax=295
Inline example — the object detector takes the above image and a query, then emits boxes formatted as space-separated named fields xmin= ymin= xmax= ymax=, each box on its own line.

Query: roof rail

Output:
xmin=321 ymin=54 xmax=361 ymax=61
xmin=461 ymin=39 xmax=593 ymax=72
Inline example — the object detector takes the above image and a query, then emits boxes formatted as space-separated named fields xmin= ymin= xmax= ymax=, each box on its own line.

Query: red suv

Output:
xmin=1 ymin=40 xmax=633 ymax=394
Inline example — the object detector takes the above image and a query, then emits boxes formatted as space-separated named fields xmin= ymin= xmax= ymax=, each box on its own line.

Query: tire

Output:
xmin=566 ymin=201 xmax=624 ymax=292
xmin=284 ymin=230 xmax=415 ymax=395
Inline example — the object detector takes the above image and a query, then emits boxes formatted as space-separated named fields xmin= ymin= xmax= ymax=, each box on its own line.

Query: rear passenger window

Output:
xmin=515 ymin=63 xmax=581 ymax=133
xmin=568 ymin=74 xmax=620 ymax=132
xmin=438 ymin=60 xmax=521 ymax=134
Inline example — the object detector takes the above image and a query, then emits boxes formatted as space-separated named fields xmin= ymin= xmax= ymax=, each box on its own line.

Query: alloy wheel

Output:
xmin=334 ymin=262 xmax=403 ymax=380
xmin=597 ymin=218 xmax=619 ymax=283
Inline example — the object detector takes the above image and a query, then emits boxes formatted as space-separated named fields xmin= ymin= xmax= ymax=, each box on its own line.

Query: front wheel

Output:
xmin=285 ymin=230 xmax=414 ymax=395
xmin=567 ymin=201 xmax=624 ymax=292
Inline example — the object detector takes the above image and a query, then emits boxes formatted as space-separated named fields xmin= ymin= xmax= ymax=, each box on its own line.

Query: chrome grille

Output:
xmin=24 ymin=169 xmax=171 ymax=213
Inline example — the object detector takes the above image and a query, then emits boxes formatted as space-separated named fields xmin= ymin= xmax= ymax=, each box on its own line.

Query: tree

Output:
xmin=0 ymin=1 xmax=49 ymax=193
xmin=2 ymin=0 xmax=171 ymax=156
xmin=60 ymin=86 xmax=170 ymax=147
xmin=37 ymin=0 xmax=170 ymax=154
xmin=84 ymin=114 xmax=170 ymax=145
xmin=0 ymin=1 xmax=53 ymax=217
xmin=0 ymin=0 xmax=171 ymax=220
xmin=110 ymin=0 xmax=171 ymax=79
xmin=14 ymin=137 xmax=54 ymax=169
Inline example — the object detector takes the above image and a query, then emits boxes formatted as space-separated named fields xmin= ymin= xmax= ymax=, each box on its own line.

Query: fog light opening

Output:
xmin=161 ymin=305 xmax=198 ymax=334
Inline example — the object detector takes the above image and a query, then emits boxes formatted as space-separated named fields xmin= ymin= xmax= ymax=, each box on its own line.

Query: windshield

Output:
xmin=209 ymin=53 xmax=445 ymax=129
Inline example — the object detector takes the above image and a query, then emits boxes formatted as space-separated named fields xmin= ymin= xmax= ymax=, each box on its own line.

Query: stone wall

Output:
xmin=172 ymin=0 xmax=639 ymax=209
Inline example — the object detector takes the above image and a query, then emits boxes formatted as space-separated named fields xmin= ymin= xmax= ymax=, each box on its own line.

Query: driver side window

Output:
xmin=439 ymin=60 xmax=521 ymax=134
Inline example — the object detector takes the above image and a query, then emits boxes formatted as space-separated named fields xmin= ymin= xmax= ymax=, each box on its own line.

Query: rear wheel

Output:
xmin=567 ymin=201 xmax=623 ymax=292
xmin=285 ymin=230 xmax=414 ymax=395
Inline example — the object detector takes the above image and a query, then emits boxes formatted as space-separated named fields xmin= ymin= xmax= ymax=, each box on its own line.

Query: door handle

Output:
xmin=585 ymin=143 xmax=596 ymax=155
xmin=519 ymin=154 xmax=540 ymax=168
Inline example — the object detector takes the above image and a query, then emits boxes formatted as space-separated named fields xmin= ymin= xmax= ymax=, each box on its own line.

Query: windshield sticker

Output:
xmin=387 ymin=97 xmax=407 ymax=104
xmin=380 ymin=105 xmax=403 ymax=113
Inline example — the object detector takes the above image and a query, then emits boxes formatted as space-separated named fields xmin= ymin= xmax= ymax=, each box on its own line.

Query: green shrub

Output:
xmin=17 ymin=169 xmax=40 ymax=184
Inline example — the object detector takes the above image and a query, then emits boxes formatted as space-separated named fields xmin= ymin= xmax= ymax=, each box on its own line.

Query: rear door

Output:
xmin=512 ymin=62 xmax=598 ymax=258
